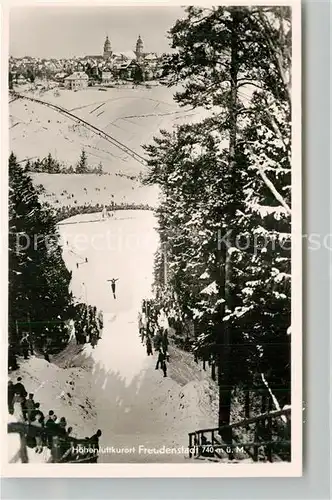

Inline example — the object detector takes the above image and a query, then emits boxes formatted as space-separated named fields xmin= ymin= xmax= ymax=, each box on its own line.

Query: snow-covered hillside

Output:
xmin=31 ymin=172 xmax=159 ymax=209
xmin=10 ymin=85 xmax=205 ymax=176
xmin=10 ymin=85 xmax=202 ymax=209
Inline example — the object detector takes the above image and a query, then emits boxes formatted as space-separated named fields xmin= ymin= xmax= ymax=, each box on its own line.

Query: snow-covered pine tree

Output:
xmin=8 ymin=153 xmax=74 ymax=359
xmin=145 ymin=5 xmax=292 ymax=433
xmin=76 ymin=149 xmax=89 ymax=174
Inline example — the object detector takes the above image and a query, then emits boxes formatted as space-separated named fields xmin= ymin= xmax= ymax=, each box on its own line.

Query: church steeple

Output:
xmin=103 ymin=35 xmax=112 ymax=59
xmin=135 ymin=34 xmax=144 ymax=60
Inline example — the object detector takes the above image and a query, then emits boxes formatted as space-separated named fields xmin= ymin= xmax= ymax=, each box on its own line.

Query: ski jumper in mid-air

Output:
xmin=107 ymin=278 xmax=119 ymax=299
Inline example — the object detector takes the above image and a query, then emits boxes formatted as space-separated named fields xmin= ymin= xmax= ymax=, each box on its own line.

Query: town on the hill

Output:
xmin=9 ymin=34 xmax=164 ymax=89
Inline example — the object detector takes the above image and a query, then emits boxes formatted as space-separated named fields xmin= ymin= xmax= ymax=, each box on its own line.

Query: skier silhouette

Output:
xmin=107 ymin=278 xmax=118 ymax=299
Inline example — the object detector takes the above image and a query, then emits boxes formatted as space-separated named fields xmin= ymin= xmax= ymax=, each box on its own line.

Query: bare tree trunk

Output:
xmin=211 ymin=362 xmax=216 ymax=381
xmin=218 ymin=12 xmax=239 ymax=457
xmin=245 ymin=386 xmax=250 ymax=430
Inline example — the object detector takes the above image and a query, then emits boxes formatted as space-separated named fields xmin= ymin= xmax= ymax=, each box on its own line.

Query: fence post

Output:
xmin=211 ymin=430 xmax=215 ymax=457
xmin=194 ymin=432 xmax=199 ymax=457
xmin=266 ymin=416 xmax=273 ymax=462
xmin=253 ymin=421 xmax=259 ymax=462
xmin=19 ymin=432 xmax=29 ymax=463
xmin=51 ymin=436 xmax=62 ymax=463
xmin=266 ymin=397 xmax=273 ymax=462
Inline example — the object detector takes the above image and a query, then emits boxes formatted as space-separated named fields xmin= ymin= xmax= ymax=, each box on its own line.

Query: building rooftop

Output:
xmin=113 ymin=51 xmax=136 ymax=61
xmin=65 ymin=71 xmax=89 ymax=80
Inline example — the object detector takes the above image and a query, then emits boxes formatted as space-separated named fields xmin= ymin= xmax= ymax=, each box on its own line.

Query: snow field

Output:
xmin=10 ymin=86 xmax=207 ymax=176
xmin=31 ymin=172 xmax=159 ymax=210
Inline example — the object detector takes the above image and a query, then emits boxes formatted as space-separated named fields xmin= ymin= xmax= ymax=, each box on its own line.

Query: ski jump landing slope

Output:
xmin=59 ymin=211 xmax=217 ymax=463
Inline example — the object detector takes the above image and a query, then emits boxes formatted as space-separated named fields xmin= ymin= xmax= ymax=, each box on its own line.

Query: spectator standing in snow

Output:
xmin=155 ymin=350 xmax=165 ymax=370
xmin=13 ymin=377 xmax=27 ymax=419
xmin=32 ymin=402 xmax=44 ymax=421
xmin=146 ymin=336 xmax=153 ymax=356
xmin=20 ymin=335 xmax=30 ymax=360
xmin=7 ymin=381 xmax=15 ymax=415
xmin=13 ymin=394 xmax=25 ymax=422
xmin=58 ymin=417 xmax=68 ymax=457
xmin=148 ymin=320 xmax=156 ymax=338
xmin=155 ymin=350 xmax=168 ymax=377
xmin=8 ymin=344 xmax=19 ymax=371
xmin=153 ymin=329 xmax=163 ymax=351
xmin=89 ymin=429 xmax=102 ymax=463
xmin=33 ymin=414 xmax=44 ymax=453
xmin=46 ymin=410 xmax=55 ymax=448
xmin=59 ymin=417 xmax=67 ymax=435
xmin=14 ymin=377 xmax=27 ymax=399
xmin=162 ymin=356 xmax=167 ymax=377
xmin=162 ymin=330 xmax=169 ymax=354
xmin=25 ymin=393 xmax=35 ymax=423
xmin=91 ymin=333 xmax=97 ymax=348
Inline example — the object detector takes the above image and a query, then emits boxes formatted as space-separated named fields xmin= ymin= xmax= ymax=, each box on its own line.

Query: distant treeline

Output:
xmin=53 ymin=203 xmax=154 ymax=223
xmin=25 ymin=151 xmax=106 ymax=175
xmin=25 ymin=152 xmax=139 ymax=182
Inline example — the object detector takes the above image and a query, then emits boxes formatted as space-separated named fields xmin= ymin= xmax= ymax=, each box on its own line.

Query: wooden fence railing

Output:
xmin=188 ymin=407 xmax=291 ymax=462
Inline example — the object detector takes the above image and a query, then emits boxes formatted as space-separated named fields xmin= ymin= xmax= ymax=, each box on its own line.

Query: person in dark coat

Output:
xmin=7 ymin=381 xmax=15 ymax=414
xmin=33 ymin=414 xmax=44 ymax=453
xmin=162 ymin=331 xmax=169 ymax=354
xmin=25 ymin=393 xmax=35 ymax=423
xmin=155 ymin=350 xmax=167 ymax=377
xmin=89 ymin=429 xmax=102 ymax=463
xmin=146 ymin=337 xmax=153 ymax=356
xmin=14 ymin=377 xmax=28 ymax=418
xmin=14 ymin=377 xmax=27 ymax=398
xmin=45 ymin=410 xmax=56 ymax=448
xmin=58 ymin=417 xmax=67 ymax=436
xmin=21 ymin=336 xmax=29 ymax=359
xmin=32 ymin=402 xmax=44 ymax=421
xmin=8 ymin=344 xmax=19 ymax=370
xmin=161 ymin=357 xmax=167 ymax=377
xmin=57 ymin=417 xmax=68 ymax=457
xmin=155 ymin=350 xmax=165 ymax=370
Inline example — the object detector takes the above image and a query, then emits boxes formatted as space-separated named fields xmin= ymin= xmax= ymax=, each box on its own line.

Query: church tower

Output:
xmin=103 ymin=36 xmax=112 ymax=60
xmin=135 ymin=35 xmax=144 ymax=60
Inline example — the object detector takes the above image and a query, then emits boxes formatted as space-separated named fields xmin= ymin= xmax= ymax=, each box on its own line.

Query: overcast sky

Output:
xmin=9 ymin=6 xmax=186 ymax=58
